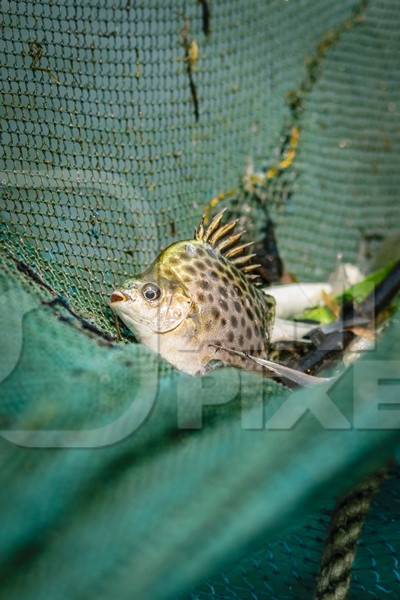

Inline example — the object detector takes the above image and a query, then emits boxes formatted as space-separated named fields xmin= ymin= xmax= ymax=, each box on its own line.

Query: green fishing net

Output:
xmin=1 ymin=1 xmax=400 ymax=598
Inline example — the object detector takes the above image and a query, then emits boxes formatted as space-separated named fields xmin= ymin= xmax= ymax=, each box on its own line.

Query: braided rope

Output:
xmin=315 ymin=468 xmax=389 ymax=600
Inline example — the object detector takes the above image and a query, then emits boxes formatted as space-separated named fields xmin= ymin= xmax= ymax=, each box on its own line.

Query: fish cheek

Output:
xmin=155 ymin=290 xmax=192 ymax=333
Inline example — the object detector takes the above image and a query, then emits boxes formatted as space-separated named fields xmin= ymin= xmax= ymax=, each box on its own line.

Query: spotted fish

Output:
xmin=110 ymin=210 xmax=328 ymax=385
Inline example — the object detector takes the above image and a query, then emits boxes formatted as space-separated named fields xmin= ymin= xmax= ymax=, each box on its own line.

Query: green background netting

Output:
xmin=1 ymin=1 xmax=400 ymax=598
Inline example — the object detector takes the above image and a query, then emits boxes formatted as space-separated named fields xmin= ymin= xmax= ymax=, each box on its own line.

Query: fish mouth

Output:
xmin=110 ymin=290 xmax=130 ymax=305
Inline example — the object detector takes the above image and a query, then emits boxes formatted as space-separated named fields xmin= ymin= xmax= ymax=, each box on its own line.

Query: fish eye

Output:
xmin=142 ymin=283 xmax=161 ymax=302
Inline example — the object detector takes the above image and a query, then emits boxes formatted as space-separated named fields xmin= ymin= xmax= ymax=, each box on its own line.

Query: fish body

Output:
xmin=110 ymin=211 xmax=276 ymax=375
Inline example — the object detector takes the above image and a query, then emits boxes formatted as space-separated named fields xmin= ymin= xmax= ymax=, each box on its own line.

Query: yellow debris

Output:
xmin=203 ymin=188 xmax=238 ymax=222
xmin=187 ymin=40 xmax=199 ymax=68
xmin=279 ymin=149 xmax=296 ymax=170
xmin=266 ymin=167 xmax=278 ymax=180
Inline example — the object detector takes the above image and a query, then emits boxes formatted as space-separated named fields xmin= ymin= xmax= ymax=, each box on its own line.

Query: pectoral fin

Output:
xmin=245 ymin=355 xmax=333 ymax=387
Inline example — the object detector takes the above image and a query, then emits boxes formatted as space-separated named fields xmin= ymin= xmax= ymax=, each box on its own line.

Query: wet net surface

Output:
xmin=1 ymin=1 xmax=400 ymax=599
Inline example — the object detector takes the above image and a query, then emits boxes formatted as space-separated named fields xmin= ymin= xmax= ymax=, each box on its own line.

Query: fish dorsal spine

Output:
xmin=194 ymin=209 xmax=262 ymax=284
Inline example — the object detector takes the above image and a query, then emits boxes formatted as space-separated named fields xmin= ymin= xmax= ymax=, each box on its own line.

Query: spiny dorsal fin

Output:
xmin=231 ymin=253 xmax=257 ymax=266
xmin=225 ymin=241 xmax=254 ymax=259
xmin=195 ymin=209 xmax=261 ymax=283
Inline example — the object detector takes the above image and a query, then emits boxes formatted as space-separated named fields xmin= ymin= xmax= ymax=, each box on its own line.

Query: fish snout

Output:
xmin=110 ymin=290 xmax=130 ymax=305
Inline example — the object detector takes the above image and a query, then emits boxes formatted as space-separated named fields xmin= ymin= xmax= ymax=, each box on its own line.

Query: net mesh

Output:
xmin=2 ymin=0 xmax=390 ymax=334
xmin=1 ymin=1 xmax=400 ymax=599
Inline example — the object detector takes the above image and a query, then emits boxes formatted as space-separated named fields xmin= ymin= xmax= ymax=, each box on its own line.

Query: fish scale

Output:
xmin=162 ymin=241 xmax=274 ymax=370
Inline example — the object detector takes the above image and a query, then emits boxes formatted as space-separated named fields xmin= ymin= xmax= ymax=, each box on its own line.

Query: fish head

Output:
xmin=109 ymin=249 xmax=193 ymax=340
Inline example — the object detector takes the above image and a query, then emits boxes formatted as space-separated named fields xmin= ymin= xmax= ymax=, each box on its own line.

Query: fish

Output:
xmin=110 ymin=210 xmax=329 ymax=386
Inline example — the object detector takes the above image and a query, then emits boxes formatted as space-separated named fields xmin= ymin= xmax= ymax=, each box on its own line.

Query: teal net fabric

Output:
xmin=0 ymin=1 xmax=400 ymax=599
xmin=189 ymin=471 xmax=400 ymax=600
